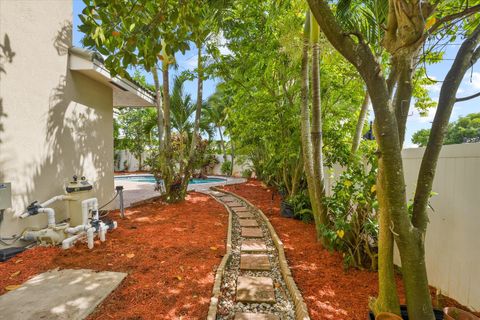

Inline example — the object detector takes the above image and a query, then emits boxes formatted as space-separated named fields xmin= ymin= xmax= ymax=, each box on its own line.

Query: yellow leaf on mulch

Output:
xmin=175 ymin=275 xmax=183 ymax=281
xmin=10 ymin=271 xmax=20 ymax=278
xmin=5 ymin=285 xmax=21 ymax=291
xmin=210 ymin=247 xmax=218 ymax=251
xmin=126 ymin=253 xmax=135 ymax=259
xmin=14 ymin=259 xmax=23 ymax=264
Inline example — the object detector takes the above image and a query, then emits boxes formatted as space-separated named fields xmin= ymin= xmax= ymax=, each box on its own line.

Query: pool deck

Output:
xmin=114 ymin=175 xmax=246 ymax=208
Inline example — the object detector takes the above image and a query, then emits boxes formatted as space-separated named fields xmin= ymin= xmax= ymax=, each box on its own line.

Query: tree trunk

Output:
xmin=152 ymin=67 xmax=164 ymax=153
xmin=162 ymin=61 xmax=173 ymax=195
xmin=351 ymin=91 xmax=369 ymax=153
xmin=306 ymin=2 xmax=435 ymax=318
xmin=310 ymin=16 xmax=329 ymax=231
xmin=371 ymin=125 xmax=401 ymax=315
xmin=230 ymin=140 xmax=235 ymax=176
xmin=182 ymin=44 xmax=204 ymax=195
xmin=291 ymin=149 xmax=303 ymax=196
xmin=218 ymin=126 xmax=227 ymax=163
xmin=300 ymin=12 xmax=323 ymax=239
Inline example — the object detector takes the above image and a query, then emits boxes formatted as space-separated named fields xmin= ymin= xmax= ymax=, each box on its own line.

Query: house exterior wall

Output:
xmin=0 ymin=1 xmax=114 ymax=239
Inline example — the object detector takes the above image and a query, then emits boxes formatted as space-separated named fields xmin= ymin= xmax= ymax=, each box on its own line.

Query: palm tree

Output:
xmin=170 ymin=75 xmax=195 ymax=137
xmin=203 ymin=90 xmax=228 ymax=161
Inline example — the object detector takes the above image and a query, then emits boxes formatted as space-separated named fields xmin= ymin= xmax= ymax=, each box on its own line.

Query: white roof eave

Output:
xmin=68 ymin=49 xmax=156 ymax=107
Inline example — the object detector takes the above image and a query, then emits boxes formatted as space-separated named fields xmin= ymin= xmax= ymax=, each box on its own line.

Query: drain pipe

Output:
xmin=116 ymin=186 xmax=125 ymax=219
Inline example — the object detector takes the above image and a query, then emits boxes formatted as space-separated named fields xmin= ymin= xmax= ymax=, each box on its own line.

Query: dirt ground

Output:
xmin=0 ymin=192 xmax=228 ymax=320
xmin=222 ymin=180 xmax=479 ymax=320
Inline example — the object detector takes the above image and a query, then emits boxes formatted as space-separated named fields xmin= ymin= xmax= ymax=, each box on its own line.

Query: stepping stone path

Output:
xmin=208 ymin=190 xmax=299 ymax=319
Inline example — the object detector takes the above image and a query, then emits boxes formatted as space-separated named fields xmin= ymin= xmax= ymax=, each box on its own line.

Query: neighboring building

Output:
xmin=0 ymin=1 xmax=155 ymax=243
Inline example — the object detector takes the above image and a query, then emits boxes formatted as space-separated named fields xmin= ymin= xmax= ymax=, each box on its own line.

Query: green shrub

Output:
xmin=241 ymin=168 xmax=252 ymax=178
xmin=221 ymin=160 xmax=232 ymax=175
xmin=323 ymin=146 xmax=379 ymax=270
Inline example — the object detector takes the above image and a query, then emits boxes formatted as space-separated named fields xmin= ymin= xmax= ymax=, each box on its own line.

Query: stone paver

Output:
xmin=240 ymin=254 xmax=271 ymax=271
xmin=241 ymin=239 xmax=268 ymax=252
xmin=237 ymin=212 xmax=255 ymax=219
xmin=234 ymin=312 xmax=279 ymax=320
xmin=232 ymin=206 xmax=251 ymax=213
xmin=241 ymin=227 xmax=263 ymax=238
xmin=220 ymin=196 xmax=237 ymax=202
xmin=239 ymin=219 xmax=259 ymax=227
xmin=226 ymin=202 xmax=244 ymax=207
xmin=236 ymin=276 xmax=276 ymax=303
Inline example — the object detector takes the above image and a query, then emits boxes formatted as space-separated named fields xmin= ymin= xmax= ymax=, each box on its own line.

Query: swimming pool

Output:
xmin=114 ymin=175 xmax=226 ymax=184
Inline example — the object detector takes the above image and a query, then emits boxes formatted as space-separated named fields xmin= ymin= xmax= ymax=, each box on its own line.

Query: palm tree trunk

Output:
xmin=152 ymin=67 xmax=164 ymax=153
xmin=181 ymin=44 xmax=204 ymax=195
xmin=218 ymin=126 xmax=227 ymax=163
xmin=351 ymin=91 xmax=369 ymax=153
xmin=310 ymin=14 xmax=329 ymax=232
xmin=300 ymin=12 xmax=323 ymax=239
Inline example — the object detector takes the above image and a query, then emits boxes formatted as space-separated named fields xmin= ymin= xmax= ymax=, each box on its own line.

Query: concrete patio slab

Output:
xmin=0 ymin=268 xmax=127 ymax=320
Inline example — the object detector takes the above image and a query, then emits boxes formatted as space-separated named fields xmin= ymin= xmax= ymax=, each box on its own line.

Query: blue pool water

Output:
xmin=115 ymin=175 xmax=226 ymax=184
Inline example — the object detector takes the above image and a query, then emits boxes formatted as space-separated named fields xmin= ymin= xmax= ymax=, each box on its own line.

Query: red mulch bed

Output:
xmin=222 ymin=180 xmax=479 ymax=319
xmin=0 ymin=192 xmax=228 ymax=320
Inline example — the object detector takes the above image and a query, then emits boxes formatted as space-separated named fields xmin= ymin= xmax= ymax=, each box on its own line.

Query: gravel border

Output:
xmin=212 ymin=187 xmax=311 ymax=320
xmin=207 ymin=192 xmax=234 ymax=320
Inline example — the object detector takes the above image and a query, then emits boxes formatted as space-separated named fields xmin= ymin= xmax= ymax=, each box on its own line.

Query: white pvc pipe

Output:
xmin=37 ymin=208 xmax=56 ymax=227
xmin=99 ymin=222 xmax=109 ymax=242
xmin=18 ymin=195 xmax=73 ymax=218
xmin=62 ymin=232 xmax=85 ymax=249
xmin=86 ymin=227 xmax=95 ymax=249
xmin=65 ymin=225 xmax=87 ymax=234
xmin=81 ymin=198 xmax=98 ymax=225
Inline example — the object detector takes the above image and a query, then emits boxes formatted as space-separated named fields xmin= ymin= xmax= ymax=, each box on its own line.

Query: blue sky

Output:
xmin=72 ymin=1 xmax=480 ymax=148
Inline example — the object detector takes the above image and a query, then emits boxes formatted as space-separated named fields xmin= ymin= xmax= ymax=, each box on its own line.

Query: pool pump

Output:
xmin=18 ymin=175 xmax=117 ymax=249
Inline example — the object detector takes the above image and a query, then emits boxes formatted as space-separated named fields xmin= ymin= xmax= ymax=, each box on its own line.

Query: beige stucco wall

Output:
xmin=0 ymin=1 xmax=114 ymax=240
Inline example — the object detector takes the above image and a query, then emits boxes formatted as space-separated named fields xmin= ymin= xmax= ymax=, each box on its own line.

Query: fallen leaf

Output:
xmin=210 ymin=246 xmax=218 ymax=251
xmin=175 ymin=275 xmax=182 ymax=281
xmin=9 ymin=271 xmax=20 ymax=278
xmin=14 ymin=259 xmax=23 ymax=264
xmin=126 ymin=253 xmax=135 ymax=259
xmin=5 ymin=285 xmax=21 ymax=291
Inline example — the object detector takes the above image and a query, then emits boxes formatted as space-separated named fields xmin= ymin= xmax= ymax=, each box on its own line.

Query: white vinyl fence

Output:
xmin=400 ymin=143 xmax=480 ymax=310
xmin=326 ymin=143 xmax=480 ymax=310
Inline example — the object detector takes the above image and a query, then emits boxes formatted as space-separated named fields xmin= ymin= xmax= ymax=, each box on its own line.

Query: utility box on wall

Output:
xmin=0 ymin=183 xmax=12 ymax=210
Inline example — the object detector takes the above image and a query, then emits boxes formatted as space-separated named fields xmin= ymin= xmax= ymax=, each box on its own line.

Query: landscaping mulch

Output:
xmin=222 ymin=180 xmax=479 ymax=320
xmin=0 ymin=192 xmax=228 ymax=320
